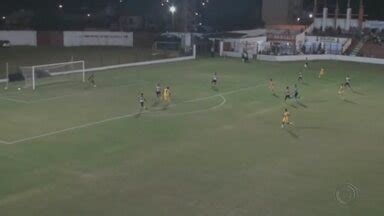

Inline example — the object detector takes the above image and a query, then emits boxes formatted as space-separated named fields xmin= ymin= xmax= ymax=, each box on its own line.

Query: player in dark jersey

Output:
xmin=298 ymin=71 xmax=303 ymax=82
xmin=211 ymin=72 xmax=218 ymax=88
xmin=138 ymin=93 xmax=146 ymax=111
xmin=284 ymin=86 xmax=291 ymax=102
xmin=293 ymin=84 xmax=299 ymax=101
xmin=155 ymin=83 xmax=162 ymax=98
xmin=88 ymin=72 xmax=96 ymax=87
xmin=344 ymin=75 xmax=352 ymax=89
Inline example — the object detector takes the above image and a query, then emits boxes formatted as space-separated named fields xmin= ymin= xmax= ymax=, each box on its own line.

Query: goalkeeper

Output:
xmin=88 ymin=73 xmax=96 ymax=87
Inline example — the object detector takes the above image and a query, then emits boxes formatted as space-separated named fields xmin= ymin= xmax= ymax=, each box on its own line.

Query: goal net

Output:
xmin=153 ymin=41 xmax=182 ymax=51
xmin=20 ymin=61 xmax=85 ymax=90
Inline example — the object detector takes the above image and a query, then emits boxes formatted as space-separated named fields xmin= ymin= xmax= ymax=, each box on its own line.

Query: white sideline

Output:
xmin=1 ymin=84 xmax=265 ymax=145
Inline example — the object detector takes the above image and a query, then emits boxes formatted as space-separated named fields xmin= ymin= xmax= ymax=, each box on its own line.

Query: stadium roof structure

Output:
xmin=209 ymin=29 xmax=266 ymax=39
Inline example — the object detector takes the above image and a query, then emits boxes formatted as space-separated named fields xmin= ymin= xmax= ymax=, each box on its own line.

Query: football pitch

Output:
xmin=0 ymin=58 xmax=383 ymax=215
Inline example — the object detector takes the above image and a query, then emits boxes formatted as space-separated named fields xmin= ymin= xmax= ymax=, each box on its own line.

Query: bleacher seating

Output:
xmin=359 ymin=41 xmax=384 ymax=58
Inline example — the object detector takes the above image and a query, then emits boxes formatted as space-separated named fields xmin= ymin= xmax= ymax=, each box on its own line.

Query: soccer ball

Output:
xmin=18 ymin=87 xmax=21 ymax=91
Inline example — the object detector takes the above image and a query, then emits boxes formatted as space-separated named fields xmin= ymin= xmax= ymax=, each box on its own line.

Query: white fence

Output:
xmin=54 ymin=45 xmax=195 ymax=74
xmin=222 ymin=51 xmax=244 ymax=58
xmin=314 ymin=18 xmax=384 ymax=31
xmin=257 ymin=54 xmax=384 ymax=65
xmin=85 ymin=45 xmax=196 ymax=73
xmin=63 ymin=31 xmax=133 ymax=47
xmin=219 ymin=36 xmax=267 ymax=58
xmin=85 ymin=56 xmax=195 ymax=73
xmin=314 ymin=18 xmax=359 ymax=30
xmin=0 ymin=31 xmax=37 ymax=46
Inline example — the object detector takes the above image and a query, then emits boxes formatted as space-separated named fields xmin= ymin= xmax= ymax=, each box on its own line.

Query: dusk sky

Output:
xmin=0 ymin=0 xmax=383 ymax=30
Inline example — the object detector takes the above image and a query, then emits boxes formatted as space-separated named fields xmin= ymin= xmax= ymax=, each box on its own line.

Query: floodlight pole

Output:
xmin=358 ymin=0 xmax=364 ymax=30
xmin=334 ymin=0 xmax=339 ymax=29
xmin=346 ymin=0 xmax=352 ymax=31
xmin=169 ymin=6 xmax=177 ymax=30
xmin=313 ymin=0 xmax=318 ymax=19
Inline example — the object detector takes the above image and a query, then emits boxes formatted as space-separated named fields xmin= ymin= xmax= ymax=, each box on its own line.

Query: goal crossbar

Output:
xmin=24 ymin=60 xmax=85 ymax=90
xmin=29 ymin=60 xmax=85 ymax=68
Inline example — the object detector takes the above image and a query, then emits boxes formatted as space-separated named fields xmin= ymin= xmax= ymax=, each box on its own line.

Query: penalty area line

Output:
xmin=185 ymin=84 xmax=266 ymax=103
xmin=4 ymin=112 xmax=142 ymax=145
xmin=0 ymin=96 xmax=29 ymax=104
xmin=3 ymin=84 xmax=264 ymax=145
xmin=145 ymin=95 xmax=226 ymax=117
xmin=0 ymin=139 xmax=11 ymax=145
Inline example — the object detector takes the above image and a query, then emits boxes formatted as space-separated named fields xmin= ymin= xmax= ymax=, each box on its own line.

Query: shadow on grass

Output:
xmin=290 ymin=103 xmax=298 ymax=109
xmin=343 ymin=99 xmax=358 ymax=104
xmin=211 ymin=86 xmax=219 ymax=92
xmin=297 ymin=126 xmax=323 ymax=130
xmin=273 ymin=94 xmax=280 ymax=98
xmin=285 ymin=128 xmax=299 ymax=139
xmin=301 ymin=82 xmax=310 ymax=86
xmin=134 ymin=112 xmax=142 ymax=118
xmin=152 ymin=101 xmax=160 ymax=107
xmin=352 ymin=90 xmax=365 ymax=95
xmin=297 ymin=101 xmax=308 ymax=108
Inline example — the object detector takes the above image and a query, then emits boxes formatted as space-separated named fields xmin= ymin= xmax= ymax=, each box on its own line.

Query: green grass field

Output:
xmin=0 ymin=57 xmax=383 ymax=215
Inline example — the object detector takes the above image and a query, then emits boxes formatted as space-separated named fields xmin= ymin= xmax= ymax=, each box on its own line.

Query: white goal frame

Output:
xmin=29 ymin=60 xmax=85 ymax=90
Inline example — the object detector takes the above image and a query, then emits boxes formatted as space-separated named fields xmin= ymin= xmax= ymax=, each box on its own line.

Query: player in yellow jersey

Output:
xmin=318 ymin=67 xmax=325 ymax=78
xmin=163 ymin=86 xmax=171 ymax=105
xmin=338 ymin=83 xmax=345 ymax=99
xmin=281 ymin=108 xmax=293 ymax=128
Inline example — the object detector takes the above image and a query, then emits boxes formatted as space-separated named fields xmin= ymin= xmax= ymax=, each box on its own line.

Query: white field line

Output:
xmin=5 ymin=113 xmax=141 ymax=145
xmin=28 ymin=82 xmax=146 ymax=104
xmin=145 ymin=95 xmax=226 ymax=117
xmin=0 ymin=139 xmax=11 ymax=145
xmin=185 ymin=84 xmax=266 ymax=103
xmin=0 ymin=96 xmax=29 ymax=104
xmin=2 ymin=84 xmax=265 ymax=145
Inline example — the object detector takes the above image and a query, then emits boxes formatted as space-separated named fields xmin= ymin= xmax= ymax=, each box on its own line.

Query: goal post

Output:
xmin=0 ymin=62 xmax=10 ymax=89
xmin=21 ymin=61 xmax=85 ymax=90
